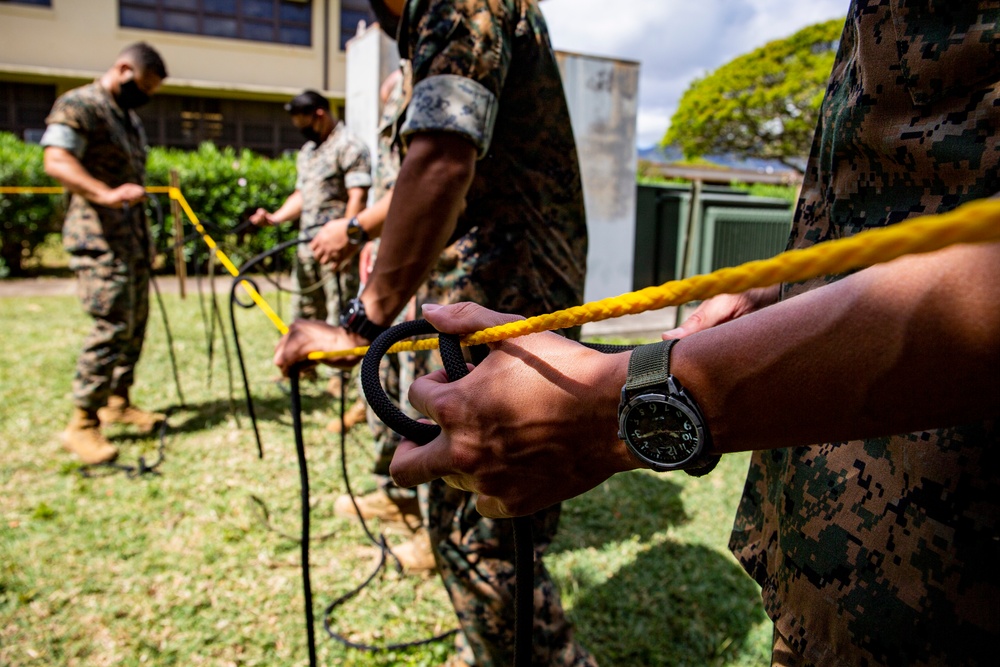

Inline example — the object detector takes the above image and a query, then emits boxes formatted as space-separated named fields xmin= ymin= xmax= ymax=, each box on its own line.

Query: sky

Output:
xmin=541 ymin=0 xmax=848 ymax=148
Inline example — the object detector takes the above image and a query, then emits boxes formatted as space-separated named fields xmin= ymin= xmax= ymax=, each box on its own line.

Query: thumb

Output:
xmin=421 ymin=302 xmax=524 ymax=335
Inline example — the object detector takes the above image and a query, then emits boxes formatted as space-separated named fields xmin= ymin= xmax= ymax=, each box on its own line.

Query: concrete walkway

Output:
xmin=0 ymin=276 xmax=684 ymax=339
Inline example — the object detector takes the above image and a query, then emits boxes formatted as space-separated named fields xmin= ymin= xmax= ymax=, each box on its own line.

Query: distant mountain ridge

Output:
xmin=637 ymin=144 xmax=802 ymax=174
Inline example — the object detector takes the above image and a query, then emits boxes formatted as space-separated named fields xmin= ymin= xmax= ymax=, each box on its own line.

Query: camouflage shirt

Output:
xmin=295 ymin=121 xmax=372 ymax=248
xmin=43 ymin=81 xmax=148 ymax=257
xmin=730 ymin=2 xmax=1000 ymax=665
xmin=396 ymin=0 xmax=587 ymax=316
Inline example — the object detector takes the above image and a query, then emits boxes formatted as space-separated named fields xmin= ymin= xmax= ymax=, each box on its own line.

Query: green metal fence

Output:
xmin=633 ymin=183 xmax=792 ymax=289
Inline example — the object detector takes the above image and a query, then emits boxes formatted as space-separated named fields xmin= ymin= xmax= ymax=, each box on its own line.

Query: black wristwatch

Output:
xmin=617 ymin=340 xmax=719 ymax=476
xmin=339 ymin=297 xmax=388 ymax=342
xmin=345 ymin=217 xmax=369 ymax=246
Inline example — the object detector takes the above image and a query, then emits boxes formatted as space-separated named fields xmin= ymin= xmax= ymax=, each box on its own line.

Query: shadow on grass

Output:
xmin=573 ymin=540 xmax=767 ymax=665
xmin=548 ymin=471 xmax=767 ymax=665
xmin=550 ymin=471 xmax=688 ymax=554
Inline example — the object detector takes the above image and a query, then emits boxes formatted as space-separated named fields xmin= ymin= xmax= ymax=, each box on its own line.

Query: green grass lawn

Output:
xmin=0 ymin=287 xmax=771 ymax=666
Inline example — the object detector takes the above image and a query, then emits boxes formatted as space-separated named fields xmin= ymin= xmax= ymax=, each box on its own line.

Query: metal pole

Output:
xmin=675 ymin=178 xmax=702 ymax=328
xmin=170 ymin=170 xmax=187 ymax=298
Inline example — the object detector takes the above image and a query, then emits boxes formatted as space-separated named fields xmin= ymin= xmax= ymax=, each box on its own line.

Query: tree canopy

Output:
xmin=664 ymin=18 xmax=845 ymax=172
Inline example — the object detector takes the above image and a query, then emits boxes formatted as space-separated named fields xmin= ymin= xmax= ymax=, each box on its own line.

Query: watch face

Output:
xmin=346 ymin=221 xmax=362 ymax=242
xmin=621 ymin=394 xmax=703 ymax=469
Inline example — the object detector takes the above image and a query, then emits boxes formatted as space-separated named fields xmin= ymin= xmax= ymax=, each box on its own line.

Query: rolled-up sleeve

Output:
xmin=40 ymin=123 xmax=87 ymax=158
xmin=341 ymin=137 xmax=373 ymax=189
xmin=402 ymin=0 xmax=511 ymax=158
xmin=400 ymin=75 xmax=498 ymax=158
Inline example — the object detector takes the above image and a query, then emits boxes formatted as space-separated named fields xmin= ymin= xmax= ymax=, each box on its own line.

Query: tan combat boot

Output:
xmin=61 ymin=408 xmax=118 ymax=465
xmin=327 ymin=398 xmax=369 ymax=434
xmin=392 ymin=529 xmax=437 ymax=573
xmin=97 ymin=395 xmax=166 ymax=433
xmin=334 ymin=489 xmax=421 ymax=525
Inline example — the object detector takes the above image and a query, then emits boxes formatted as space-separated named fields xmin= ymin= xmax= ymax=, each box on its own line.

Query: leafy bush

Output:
xmin=0 ymin=133 xmax=299 ymax=277
xmin=0 ymin=132 xmax=61 ymax=276
xmin=146 ymin=142 xmax=298 ymax=273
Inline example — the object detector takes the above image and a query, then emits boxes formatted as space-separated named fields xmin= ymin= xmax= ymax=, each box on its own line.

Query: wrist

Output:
xmin=340 ymin=296 xmax=389 ymax=343
xmin=346 ymin=216 xmax=370 ymax=246
xmin=589 ymin=348 xmax=640 ymax=472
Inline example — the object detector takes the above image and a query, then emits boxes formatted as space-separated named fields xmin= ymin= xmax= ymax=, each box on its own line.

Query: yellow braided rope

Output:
xmin=310 ymin=197 xmax=1000 ymax=360
xmin=0 ymin=184 xmax=290 ymax=334
xmin=5 ymin=185 xmax=998 ymax=359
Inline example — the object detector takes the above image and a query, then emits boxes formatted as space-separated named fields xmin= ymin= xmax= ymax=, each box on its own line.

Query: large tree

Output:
xmin=664 ymin=18 xmax=844 ymax=173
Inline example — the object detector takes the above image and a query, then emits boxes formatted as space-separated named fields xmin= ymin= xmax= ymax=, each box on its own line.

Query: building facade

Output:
xmin=0 ymin=0 xmax=374 ymax=156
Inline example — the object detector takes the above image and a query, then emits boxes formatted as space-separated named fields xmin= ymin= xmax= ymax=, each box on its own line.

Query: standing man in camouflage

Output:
xmin=390 ymin=2 xmax=1000 ymax=665
xmin=42 ymin=42 xmax=168 ymax=465
xmin=274 ymin=1 xmax=596 ymax=664
xmin=312 ymin=67 xmax=426 ymax=529
xmin=250 ymin=90 xmax=371 ymax=333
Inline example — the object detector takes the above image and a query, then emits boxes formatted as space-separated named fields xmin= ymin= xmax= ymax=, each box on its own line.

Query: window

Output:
xmin=136 ymin=94 xmax=304 ymax=157
xmin=340 ymin=0 xmax=375 ymax=50
xmin=0 ymin=82 xmax=56 ymax=143
xmin=119 ymin=0 xmax=312 ymax=46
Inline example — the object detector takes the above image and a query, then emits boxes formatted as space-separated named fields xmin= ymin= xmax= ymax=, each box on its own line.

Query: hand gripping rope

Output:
xmin=360 ymin=320 xmax=537 ymax=667
xmin=360 ymin=320 xmax=635 ymax=667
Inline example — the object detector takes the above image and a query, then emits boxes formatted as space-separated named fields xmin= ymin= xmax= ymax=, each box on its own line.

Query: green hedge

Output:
xmin=0 ymin=132 xmax=298 ymax=277
xmin=0 ymin=132 xmax=57 ymax=277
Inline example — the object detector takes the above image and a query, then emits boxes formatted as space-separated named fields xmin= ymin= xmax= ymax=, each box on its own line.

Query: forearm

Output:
xmin=272 ymin=190 xmax=303 ymax=224
xmin=44 ymin=148 xmax=113 ymax=202
xmin=344 ymin=188 xmax=367 ymax=220
xmin=674 ymin=241 xmax=1000 ymax=454
xmin=356 ymin=190 xmax=392 ymax=240
xmin=362 ymin=134 xmax=476 ymax=326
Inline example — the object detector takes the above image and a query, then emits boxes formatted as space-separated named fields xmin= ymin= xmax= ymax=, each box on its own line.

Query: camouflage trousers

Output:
xmin=291 ymin=252 xmax=360 ymax=325
xmin=405 ymin=345 xmax=595 ymax=667
xmin=71 ymin=253 xmax=150 ymax=411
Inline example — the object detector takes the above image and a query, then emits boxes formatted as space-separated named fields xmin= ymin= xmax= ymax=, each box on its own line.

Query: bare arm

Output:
xmin=272 ymin=132 xmax=476 ymax=373
xmin=344 ymin=186 xmax=367 ymax=220
xmin=361 ymin=133 xmax=476 ymax=325
xmin=250 ymin=190 xmax=303 ymax=227
xmin=44 ymin=146 xmax=145 ymax=208
xmin=678 ymin=240 xmax=1000 ymax=453
xmin=310 ymin=189 xmax=394 ymax=267
xmin=391 ymin=241 xmax=1000 ymax=517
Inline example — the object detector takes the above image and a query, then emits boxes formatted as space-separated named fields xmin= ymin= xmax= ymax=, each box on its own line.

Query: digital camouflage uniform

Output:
xmin=291 ymin=122 xmax=372 ymax=324
xmin=42 ymin=82 xmax=153 ymax=411
xmin=395 ymin=1 xmax=592 ymax=664
xmin=366 ymin=65 xmax=413 ymax=494
xmin=729 ymin=2 xmax=1000 ymax=665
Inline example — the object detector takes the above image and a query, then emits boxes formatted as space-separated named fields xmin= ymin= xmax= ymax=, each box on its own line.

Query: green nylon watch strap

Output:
xmin=625 ymin=339 xmax=678 ymax=393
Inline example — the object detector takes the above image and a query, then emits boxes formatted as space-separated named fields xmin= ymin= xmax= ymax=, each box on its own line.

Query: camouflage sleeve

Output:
xmin=39 ymin=123 xmax=87 ymax=158
xmin=294 ymin=146 xmax=309 ymax=192
xmin=45 ymin=89 xmax=95 ymax=136
xmin=400 ymin=0 xmax=513 ymax=157
xmin=340 ymin=137 xmax=373 ymax=190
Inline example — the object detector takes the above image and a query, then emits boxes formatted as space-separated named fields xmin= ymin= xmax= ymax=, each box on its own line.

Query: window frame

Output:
xmin=118 ymin=0 xmax=313 ymax=47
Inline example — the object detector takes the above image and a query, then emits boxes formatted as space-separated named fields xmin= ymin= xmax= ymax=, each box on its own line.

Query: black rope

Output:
xmin=289 ymin=365 xmax=320 ymax=667
xmin=358 ymin=320 xmax=537 ymax=663
xmin=79 ymin=409 xmax=173 ymax=479
xmin=360 ymin=320 xmax=636 ymax=666
xmin=143 ymin=196 xmax=187 ymax=409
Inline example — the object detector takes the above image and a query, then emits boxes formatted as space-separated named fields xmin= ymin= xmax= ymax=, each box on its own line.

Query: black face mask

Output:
xmin=116 ymin=78 xmax=151 ymax=110
xmin=300 ymin=121 xmax=322 ymax=144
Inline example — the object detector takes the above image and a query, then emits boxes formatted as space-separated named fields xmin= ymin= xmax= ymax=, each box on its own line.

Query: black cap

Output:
xmin=284 ymin=90 xmax=330 ymax=115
